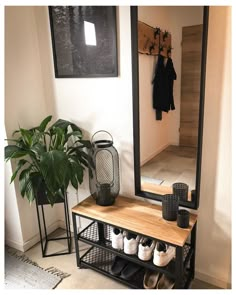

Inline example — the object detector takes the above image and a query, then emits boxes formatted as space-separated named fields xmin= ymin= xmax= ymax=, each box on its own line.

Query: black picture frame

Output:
xmin=49 ymin=6 xmax=118 ymax=78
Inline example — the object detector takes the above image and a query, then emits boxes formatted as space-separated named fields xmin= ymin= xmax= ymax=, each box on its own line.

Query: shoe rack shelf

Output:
xmin=72 ymin=195 xmax=198 ymax=289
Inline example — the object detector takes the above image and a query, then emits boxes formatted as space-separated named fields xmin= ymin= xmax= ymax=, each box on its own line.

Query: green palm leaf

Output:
xmin=19 ymin=168 xmax=31 ymax=197
xmin=23 ymin=172 xmax=41 ymax=203
xmin=20 ymin=128 xmax=33 ymax=147
xmin=68 ymin=160 xmax=80 ymax=189
xmin=69 ymin=155 xmax=84 ymax=184
xmin=38 ymin=115 xmax=52 ymax=132
xmin=50 ymin=119 xmax=82 ymax=135
xmin=10 ymin=159 xmax=28 ymax=183
xmin=5 ymin=115 xmax=93 ymax=206
xmin=65 ymin=131 xmax=84 ymax=142
xmin=31 ymin=143 xmax=46 ymax=158
xmin=40 ymin=150 xmax=69 ymax=193
xmin=5 ymin=145 xmax=28 ymax=161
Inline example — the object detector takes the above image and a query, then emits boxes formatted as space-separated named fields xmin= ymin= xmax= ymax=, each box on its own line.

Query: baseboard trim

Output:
xmin=58 ymin=220 xmax=74 ymax=233
xmin=140 ymin=143 xmax=169 ymax=167
xmin=195 ymin=270 xmax=231 ymax=289
xmin=5 ymin=220 xmax=64 ymax=252
xmin=5 ymin=239 xmax=25 ymax=252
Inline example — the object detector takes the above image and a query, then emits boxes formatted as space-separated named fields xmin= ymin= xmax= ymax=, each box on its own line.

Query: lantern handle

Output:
xmin=91 ymin=130 xmax=113 ymax=144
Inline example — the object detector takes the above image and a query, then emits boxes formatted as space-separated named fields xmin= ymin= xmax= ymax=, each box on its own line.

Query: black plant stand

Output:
xmin=35 ymin=193 xmax=72 ymax=257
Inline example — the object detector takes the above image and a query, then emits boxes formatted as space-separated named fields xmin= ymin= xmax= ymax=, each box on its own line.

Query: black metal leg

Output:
xmin=35 ymin=194 xmax=72 ymax=257
xmin=64 ymin=198 xmax=70 ymax=251
xmin=190 ymin=222 xmax=197 ymax=279
xmin=41 ymin=205 xmax=48 ymax=256
xmin=65 ymin=195 xmax=72 ymax=243
xmin=36 ymin=201 xmax=45 ymax=257
xmin=97 ymin=222 xmax=105 ymax=244
xmin=72 ymin=213 xmax=81 ymax=267
xmin=175 ymin=246 xmax=184 ymax=289
xmin=64 ymin=194 xmax=72 ymax=253
xmin=41 ymin=205 xmax=48 ymax=239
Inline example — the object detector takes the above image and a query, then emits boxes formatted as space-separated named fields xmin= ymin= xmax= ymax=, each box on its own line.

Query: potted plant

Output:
xmin=5 ymin=115 xmax=93 ymax=206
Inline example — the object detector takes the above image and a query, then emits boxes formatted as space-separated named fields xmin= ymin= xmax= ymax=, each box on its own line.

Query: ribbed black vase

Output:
xmin=177 ymin=209 xmax=190 ymax=228
xmin=172 ymin=182 xmax=189 ymax=201
xmin=162 ymin=194 xmax=179 ymax=221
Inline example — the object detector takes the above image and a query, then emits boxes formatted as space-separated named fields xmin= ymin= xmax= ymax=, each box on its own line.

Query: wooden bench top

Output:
xmin=72 ymin=195 xmax=197 ymax=247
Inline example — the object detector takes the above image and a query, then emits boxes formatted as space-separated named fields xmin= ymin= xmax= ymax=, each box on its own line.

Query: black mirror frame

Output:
xmin=131 ymin=6 xmax=209 ymax=209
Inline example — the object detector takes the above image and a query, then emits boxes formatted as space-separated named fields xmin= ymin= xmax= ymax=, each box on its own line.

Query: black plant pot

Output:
xmin=36 ymin=188 xmax=64 ymax=206
xmin=36 ymin=181 xmax=64 ymax=206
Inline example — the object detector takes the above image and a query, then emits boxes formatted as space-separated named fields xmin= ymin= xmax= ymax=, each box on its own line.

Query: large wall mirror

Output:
xmin=131 ymin=6 xmax=209 ymax=209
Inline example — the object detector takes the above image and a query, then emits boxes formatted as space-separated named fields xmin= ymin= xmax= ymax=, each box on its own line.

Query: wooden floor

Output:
xmin=141 ymin=145 xmax=197 ymax=190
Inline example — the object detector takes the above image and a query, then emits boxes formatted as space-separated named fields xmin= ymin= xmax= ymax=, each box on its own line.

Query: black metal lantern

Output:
xmin=89 ymin=131 xmax=120 ymax=206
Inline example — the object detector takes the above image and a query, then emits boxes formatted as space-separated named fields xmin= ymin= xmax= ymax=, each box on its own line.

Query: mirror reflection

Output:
xmin=138 ymin=6 xmax=204 ymax=201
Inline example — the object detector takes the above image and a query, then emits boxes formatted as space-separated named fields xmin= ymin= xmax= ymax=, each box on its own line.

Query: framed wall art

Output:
xmin=49 ymin=6 xmax=118 ymax=78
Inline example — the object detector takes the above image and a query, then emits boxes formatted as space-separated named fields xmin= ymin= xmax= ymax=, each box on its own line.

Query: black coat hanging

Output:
xmin=152 ymin=55 xmax=177 ymax=120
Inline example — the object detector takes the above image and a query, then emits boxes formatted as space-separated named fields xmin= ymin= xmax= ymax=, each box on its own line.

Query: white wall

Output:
xmin=4 ymin=5 xmax=231 ymax=288
xmin=5 ymin=6 xmax=59 ymax=250
xmin=5 ymin=138 xmax=24 ymax=250
xmin=138 ymin=7 xmax=203 ymax=164
xmin=196 ymin=6 xmax=231 ymax=288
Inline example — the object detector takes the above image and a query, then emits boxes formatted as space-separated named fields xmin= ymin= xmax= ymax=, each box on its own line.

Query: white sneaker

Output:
xmin=124 ymin=233 xmax=140 ymax=255
xmin=138 ymin=238 xmax=156 ymax=261
xmin=153 ymin=242 xmax=175 ymax=267
xmin=111 ymin=228 xmax=124 ymax=250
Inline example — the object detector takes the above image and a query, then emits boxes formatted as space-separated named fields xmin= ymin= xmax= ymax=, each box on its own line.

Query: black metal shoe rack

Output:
xmin=72 ymin=214 xmax=197 ymax=289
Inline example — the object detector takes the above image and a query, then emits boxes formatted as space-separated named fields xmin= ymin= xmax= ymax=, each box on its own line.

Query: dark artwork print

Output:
xmin=49 ymin=6 xmax=118 ymax=77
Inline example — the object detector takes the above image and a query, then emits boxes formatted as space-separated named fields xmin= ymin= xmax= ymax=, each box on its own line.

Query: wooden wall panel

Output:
xmin=180 ymin=24 xmax=203 ymax=147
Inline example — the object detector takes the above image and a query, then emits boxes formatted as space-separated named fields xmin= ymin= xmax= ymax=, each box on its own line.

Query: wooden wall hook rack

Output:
xmin=138 ymin=20 xmax=172 ymax=57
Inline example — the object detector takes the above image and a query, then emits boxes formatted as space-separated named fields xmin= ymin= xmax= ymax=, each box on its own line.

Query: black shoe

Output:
xmin=110 ymin=256 xmax=129 ymax=276
xmin=120 ymin=262 xmax=142 ymax=280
